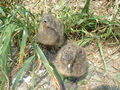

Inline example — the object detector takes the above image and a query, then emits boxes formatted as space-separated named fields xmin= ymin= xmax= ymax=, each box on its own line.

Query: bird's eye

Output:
xmin=43 ymin=18 xmax=48 ymax=23
xmin=44 ymin=20 xmax=47 ymax=23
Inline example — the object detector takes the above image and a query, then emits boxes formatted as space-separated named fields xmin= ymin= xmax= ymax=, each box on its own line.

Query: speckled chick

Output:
xmin=54 ymin=43 xmax=88 ymax=77
xmin=38 ymin=13 xmax=64 ymax=46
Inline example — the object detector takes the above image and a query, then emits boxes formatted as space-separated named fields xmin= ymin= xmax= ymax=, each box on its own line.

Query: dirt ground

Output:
xmin=10 ymin=0 xmax=120 ymax=90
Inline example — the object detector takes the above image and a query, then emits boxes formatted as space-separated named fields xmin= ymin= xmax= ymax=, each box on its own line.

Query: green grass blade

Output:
xmin=34 ymin=44 xmax=53 ymax=73
xmin=81 ymin=0 xmax=90 ymax=14
xmin=1 ymin=24 xmax=17 ymax=90
xmin=12 ymin=55 xmax=35 ymax=90
xmin=25 ymin=10 xmax=30 ymax=27
xmin=97 ymin=37 xmax=107 ymax=71
xmin=71 ymin=0 xmax=90 ymax=26
xmin=101 ymin=26 xmax=112 ymax=39
xmin=19 ymin=26 xmax=28 ymax=64
xmin=0 ymin=7 xmax=6 ymax=17
xmin=78 ymin=38 xmax=92 ymax=46
xmin=34 ymin=44 xmax=61 ymax=90
xmin=111 ymin=31 xmax=119 ymax=43
xmin=7 ymin=6 xmax=21 ymax=24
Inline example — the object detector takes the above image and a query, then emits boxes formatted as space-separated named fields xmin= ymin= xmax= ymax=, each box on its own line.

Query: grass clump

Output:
xmin=0 ymin=1 xmax=39 ymax=89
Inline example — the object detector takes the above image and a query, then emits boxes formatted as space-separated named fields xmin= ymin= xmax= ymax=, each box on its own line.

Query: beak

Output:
xmin=51 ymin=24 xmax=57 ymax=32
xmin=67 ymin=64 xmax=71 ymax=74
xmin=46 ymin=23 xmax=57 ymax=32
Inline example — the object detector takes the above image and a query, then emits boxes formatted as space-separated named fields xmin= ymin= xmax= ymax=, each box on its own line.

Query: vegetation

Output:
xmin=0 ymin=0 xmax=120 ymax=89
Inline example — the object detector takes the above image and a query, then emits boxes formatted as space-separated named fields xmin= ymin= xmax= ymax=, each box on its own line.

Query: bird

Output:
xmin=54 ymin=42 xmax=88 ymax=78
xmin=38 ymin=13 xmax=64 ymax=46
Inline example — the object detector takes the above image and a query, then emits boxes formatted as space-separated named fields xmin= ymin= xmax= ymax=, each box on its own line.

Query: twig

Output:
xmin=111 ymin=45 xmax=120 ymax=55
xmin=106 ymin=52 xmax=120 ymax=63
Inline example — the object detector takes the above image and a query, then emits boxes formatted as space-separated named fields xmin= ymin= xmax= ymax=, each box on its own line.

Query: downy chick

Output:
xmin=38 ymin=13 xmax=64 ymax=46
xmin=54 ymin=42 xmax=88 ymax=77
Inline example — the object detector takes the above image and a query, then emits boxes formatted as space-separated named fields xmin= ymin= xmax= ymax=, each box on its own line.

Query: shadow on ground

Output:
xmin=92 ymin=85 xmax=120 ymax=90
